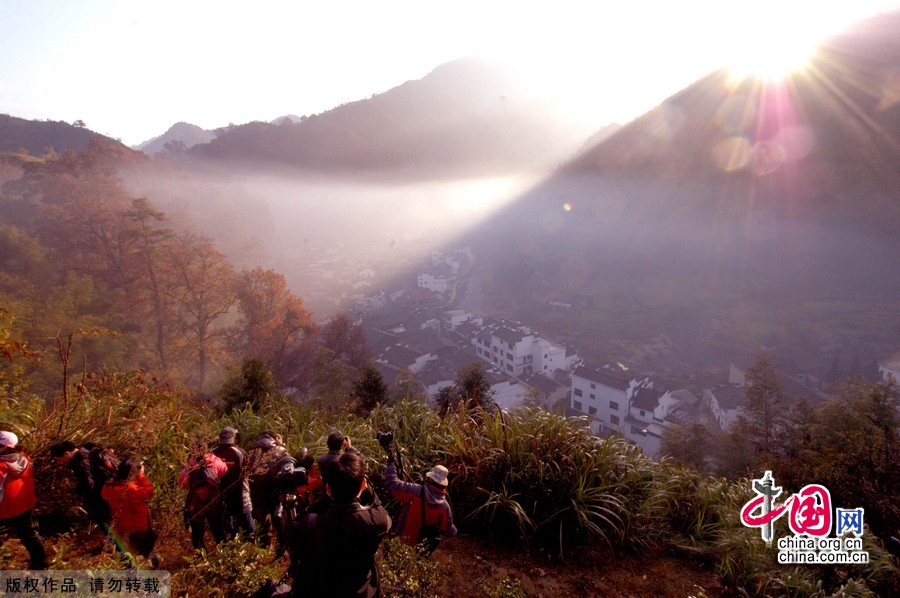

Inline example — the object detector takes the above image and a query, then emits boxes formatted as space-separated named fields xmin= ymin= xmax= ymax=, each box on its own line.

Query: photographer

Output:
xmin=212 ymin=427 xmax=253 ymax=539
xmin=380 ymin=432 xmax=456 ymax=555
xmin=287 ymin=450 xmax=391 ymax=597
xmin=248 ymin=431 xmax=289 ymax=547
xmin=316 ymin=431 xmax=351 ymax=489
xmin=0 ymin=431 xmax=47 ymax=570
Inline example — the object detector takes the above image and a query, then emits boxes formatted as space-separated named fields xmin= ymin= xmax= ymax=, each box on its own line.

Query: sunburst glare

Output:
xmin=727 ymin=34 xmax=818 ymax=82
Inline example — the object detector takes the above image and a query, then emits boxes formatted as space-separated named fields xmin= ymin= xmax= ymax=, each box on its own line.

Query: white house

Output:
xmin=473 ymin=324 xmax=576 ymax=379
xmin=624 ymin=386 xmax=677 ymax=456
xmin=532 ymin=338 xmax=567 ymax=375
xmin=525 ymin=372 xmax=570 ymax=412
xmin=492 ymin=379 xmax=530 ymax=410
xmin=417 ymin=273 xmax=450 ymax=295
xmin=442 ymin=309 xmax=481 ymax=333
xmin=706 ymin=384 xmax=745 ymax=431
xmin=419 ymin=367 xmax=456 ymax=399
xmin=571 ymin=366 xmax=633 ymax=435
xmin=879 ymin=355 xmax=900 ymax=382
xmin=378 ymin=345 xmax=435 ymax=375
xmin=472 ymin=326 xmax=535 ymax=377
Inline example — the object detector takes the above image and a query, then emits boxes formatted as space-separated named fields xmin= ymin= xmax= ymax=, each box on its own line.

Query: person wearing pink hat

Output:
xmin=0 ymin=431 xmax=48 ymax=569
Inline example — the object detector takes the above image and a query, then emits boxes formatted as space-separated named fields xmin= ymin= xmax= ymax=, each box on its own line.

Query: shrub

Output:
xmin=376 ymin=537 xmax=444 ymax=597
xmin=178 ymin=540 xmax=284 ymax=597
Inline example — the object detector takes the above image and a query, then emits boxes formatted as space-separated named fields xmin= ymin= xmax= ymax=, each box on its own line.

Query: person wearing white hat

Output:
xmin=0 ymin=431 xmax=48 ymax=569
xmin=383 ymin=445 xmax=456 ymax=555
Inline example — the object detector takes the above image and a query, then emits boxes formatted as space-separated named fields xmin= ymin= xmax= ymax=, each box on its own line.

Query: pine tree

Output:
xmin=736 ymin=353 xmax=787 ymax=458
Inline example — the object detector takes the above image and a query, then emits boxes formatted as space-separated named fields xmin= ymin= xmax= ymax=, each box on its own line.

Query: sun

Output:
xmin=727 ymin=30 xmax=819 ymax=82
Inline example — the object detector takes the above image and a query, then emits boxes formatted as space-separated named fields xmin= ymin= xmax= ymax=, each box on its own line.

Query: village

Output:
xmin=290 ymin=245 xmax=831 ymax=457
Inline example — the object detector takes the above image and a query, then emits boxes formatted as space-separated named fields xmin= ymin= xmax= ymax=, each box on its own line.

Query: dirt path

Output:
xmin=3 ymin=528 xmax=723 ymax=597
xmin=432 ymin=536 xmax=723 ymax=597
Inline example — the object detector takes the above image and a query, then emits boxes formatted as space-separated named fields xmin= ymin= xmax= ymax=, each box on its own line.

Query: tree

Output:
xmin=436 ymin=362 xmax=496 ymax=416
xmin=124 ymin=198 xmax=175 ymax=372
xmin=735 ymin=353 xmax=787 ymax=458
xmin=776 ymin=378 xmax=898 ymax=539
xmin=0 ymin=307 xmax=36 ymax=400
xmin=319 ymin=312 xmax=372 ymax=369
xmin=311 ymin=347 xmax=351 ymax=408
xmin=352 ymin=364 xmax=389 ymax=416
xmin=235 ymin=268 xmax=318 ymax=388
xmin=660 ymin=422 xmax=712 ymax=472
xmin=219 ymin=358 xmax=276 ymax=413
xmin=166 ymin=235 xmax=237 ymax=391
xmin=389 ymin=368 xmax=426 ymax=404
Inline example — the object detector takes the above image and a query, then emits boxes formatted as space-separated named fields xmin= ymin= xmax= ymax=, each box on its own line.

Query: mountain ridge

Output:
xmin=185 ymin=58 xmax=595 ymax=177
xmin=0 ymin=113 xmax=130 ymax=156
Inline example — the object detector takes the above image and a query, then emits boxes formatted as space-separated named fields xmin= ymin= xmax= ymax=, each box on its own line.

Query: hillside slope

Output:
xmin=0 ymin=114 xmax=131 ymax=156
xmin=188 ymin=59 xmax=592 ymax=177
xmin=456 ymin=10 xmax=900 ymax=377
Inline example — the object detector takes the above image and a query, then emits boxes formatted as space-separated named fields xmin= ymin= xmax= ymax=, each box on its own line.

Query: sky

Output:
xmin=1 ymin=0 xmax=898 ymax=147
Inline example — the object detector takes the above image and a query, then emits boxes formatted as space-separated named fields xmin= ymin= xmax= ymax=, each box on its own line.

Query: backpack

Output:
xmin=185 ymin=461 xmax=220 ymax=516
xmin=89 ymin=446 xmax=120 ymax=480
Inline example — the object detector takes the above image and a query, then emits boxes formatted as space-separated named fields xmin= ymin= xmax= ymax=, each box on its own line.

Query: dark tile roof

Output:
xmin=574 ymin=366 xmax=631 ymax=391
xmin=397 ymin=328 xmax=451 ymax=354
xmin=710 ymin=384 xmax=745 ymax=410
xmin=453 ymin=321 xmax=481 ymax=339
xmin=418 ymin=366 xmax=456 ymax=387
xmin=525 ymin=373 xmax=565 ymax=395
xmin=381 ymin=345 xmax=423 ymax=368
xmin=493 ymin=327 xmax=524 ymax=345
xmin=631 ymin=387 xmax=662 ymax=411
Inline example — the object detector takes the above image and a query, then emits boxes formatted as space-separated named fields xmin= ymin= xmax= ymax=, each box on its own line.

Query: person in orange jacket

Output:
xmin=384 ymin=456 xmax=456 ymax=554
xmin=294 ymin=447 xmax=323 ymax=506
xmin=101 ymin=457 xmax=158 ymax=566
xmin=0 ymin=431 xmax=48 ymax=569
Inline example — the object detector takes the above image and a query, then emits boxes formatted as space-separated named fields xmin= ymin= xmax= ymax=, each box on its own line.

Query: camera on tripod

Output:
xmin=273 ymin=455 xmax=308 ymax=494
xmin=376 ymin=431 xmax=393 ymax=449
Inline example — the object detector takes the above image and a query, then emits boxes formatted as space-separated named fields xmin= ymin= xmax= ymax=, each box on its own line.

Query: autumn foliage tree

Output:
xmin=235 ymin=267 xmax=318 ymax=390
xmin=165 ymin=234 xmax=237 ymax=392
xmin=319 ymin=312 xmax=372 ymax=369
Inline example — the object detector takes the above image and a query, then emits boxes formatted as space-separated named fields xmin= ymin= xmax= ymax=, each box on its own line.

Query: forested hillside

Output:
xmin=0 ymin=140 xmax=376 ymax=401
xmin=0 ymin=114 xmax=130 ymax=157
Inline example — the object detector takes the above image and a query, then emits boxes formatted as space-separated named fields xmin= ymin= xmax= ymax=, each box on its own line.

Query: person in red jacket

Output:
xmin=384 ymin=453 xmax=456 ymax=554
xmin=101 ymin=458 xmax=158 ymax=567
xmin=0 ymin=431 xmax=48 ymax=569
xmin=178 ymin=447 xmax=229 ymax=550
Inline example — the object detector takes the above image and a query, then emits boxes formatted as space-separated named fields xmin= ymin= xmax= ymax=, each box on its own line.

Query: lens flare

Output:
xmin=563 ymin=202 xmax=572 ymax=212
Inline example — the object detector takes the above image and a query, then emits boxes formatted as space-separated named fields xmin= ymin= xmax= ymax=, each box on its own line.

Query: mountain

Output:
xmin=456 ymin=10 xmax=900 ymax=378
xmin=566 ymin=10 xmax=900 ymax=228
xmin=0 ymin=114 xmax=130 ymax=156
xmin=187 ymin=59 xmax=593 ymax=177
xmin=135 ymin=122 xmax=216 ymax=155
xmin=271 ymin=115 xmax=303 ymax=126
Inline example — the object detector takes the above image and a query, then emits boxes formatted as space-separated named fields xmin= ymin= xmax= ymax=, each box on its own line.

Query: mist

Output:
xmin=124 ymin=166 xmax=540 ymax=316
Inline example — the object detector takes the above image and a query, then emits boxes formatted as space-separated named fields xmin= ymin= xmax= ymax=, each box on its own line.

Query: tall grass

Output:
xmin=3 ymin=372 xmax=897 ymax=596
xmin=432 ymin=407 xmax=664 ymax=557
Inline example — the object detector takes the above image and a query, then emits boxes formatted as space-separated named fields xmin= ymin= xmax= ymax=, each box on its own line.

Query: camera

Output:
xmin=376 ymin=431 xmax=393 ymax=449
xmin=273 ymin=455 xmax=308 ymax=493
